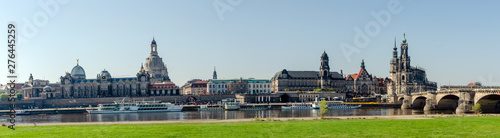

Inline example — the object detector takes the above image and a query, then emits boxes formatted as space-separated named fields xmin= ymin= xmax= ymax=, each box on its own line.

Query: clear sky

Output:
xmin=1 ymin=0 xmax=500 ymax=87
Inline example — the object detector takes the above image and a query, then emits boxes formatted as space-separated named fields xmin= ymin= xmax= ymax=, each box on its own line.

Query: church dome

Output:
xmin=43 ymin=86 xmax=52 ymax=92
xmin=71 ymin=64 xmax=86 ymax=77
xmin=100 ymin=69 xmax=112 ymax=78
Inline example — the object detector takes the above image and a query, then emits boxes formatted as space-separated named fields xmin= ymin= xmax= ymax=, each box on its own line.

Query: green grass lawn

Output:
xmin=1 ymin=116 xmax=499 ymax=138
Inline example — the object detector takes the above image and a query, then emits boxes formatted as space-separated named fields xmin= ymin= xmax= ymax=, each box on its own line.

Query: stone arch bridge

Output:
xmin=398 ymin=89 xmax=500 ymax=113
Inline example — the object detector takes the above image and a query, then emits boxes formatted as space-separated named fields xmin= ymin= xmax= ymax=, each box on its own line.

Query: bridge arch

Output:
xmin=476 ymin=94 xmax=500 ymax=113
xmin=397 ymin=97 xmax=405 ymax=104
xmin=412 ymin=96 xmax=427 ymax=109
xmin=436 ymin=95 xmax=459 ymax=110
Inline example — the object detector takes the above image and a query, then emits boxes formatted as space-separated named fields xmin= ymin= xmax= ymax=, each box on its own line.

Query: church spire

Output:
xmin=361 ymin=59 xmax=365 ymax=69
xmin=393 ymin=35 xmax=398 ymax=58
xmin=213 ymin=66 xmax=217 ymax=79
xmin=394 ymin=35 xmax=397 ymax=49
xmin=402 ymin=32 xmax=407 ymax=43
xmin=140 ymin=63 xmax=145 ymax=72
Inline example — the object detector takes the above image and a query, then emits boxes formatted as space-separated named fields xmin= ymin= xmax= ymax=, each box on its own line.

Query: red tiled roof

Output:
xmin=467 ymin=83 xmax=474 ymax=86
xmin=346 ymin=68 xmax=371 ymax=80
xmin=346 ymin=74 xmax=358 ymax=80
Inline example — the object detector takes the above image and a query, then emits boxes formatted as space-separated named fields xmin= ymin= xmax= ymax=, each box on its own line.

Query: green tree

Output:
xmin=0 ymin=93 xmax=8 ymax=101
xmin=319 ymin=99 xmax=329 ymax=119
xmin=472 ymin=103 xmax=482 ymax=114
xmin=16 ymin=93 xmax=23 ymax=100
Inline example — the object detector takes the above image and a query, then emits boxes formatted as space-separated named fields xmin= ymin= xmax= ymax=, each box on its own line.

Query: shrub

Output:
xmin=16 ymin=93 xmax=23 ymax=100
xmin=0 ymin=93 xmax=8 ymax=101
xmin=472 ymin=103 xmax=482 ymax=114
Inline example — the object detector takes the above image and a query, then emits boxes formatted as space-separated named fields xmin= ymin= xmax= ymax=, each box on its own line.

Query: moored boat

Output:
xmin=87 ymin=100 xmax=183 ymax=114
xmin=312 ymin=101 xmax=362 ymax=109
xmin=281 ymin=103 xmax=314 ymax=110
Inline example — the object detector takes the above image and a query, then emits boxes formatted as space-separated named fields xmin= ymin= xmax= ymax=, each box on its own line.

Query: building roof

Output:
xmin=209 ymin=79 xmax=271 ymax=84
xmin=193 ymin=80 xmax=208 ymax=84
xmin=346 ymin=68 xmax=371 ymax=80
xmin=71 ymin=64 xmax=86 ymax=77
xmin=272 ymin=70 xmax=343 ymax=80
xmin=73 ymin=77 xmax=137 ymax=83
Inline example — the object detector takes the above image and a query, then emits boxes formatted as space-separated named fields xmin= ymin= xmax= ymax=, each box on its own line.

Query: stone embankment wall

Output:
xmin=0 ymin=95 xmax=235 ymax=109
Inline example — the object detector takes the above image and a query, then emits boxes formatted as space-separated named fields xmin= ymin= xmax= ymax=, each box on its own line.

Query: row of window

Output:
xmin=208 ymin=84 xmax=271 ymax=89
xmin=153 ymin=86 xmax=177 ymax=89
xmin=209 ymin=85 xmax=228 ymax=89
xmin=208 ymin=89 xmax=269 ymax=94
xmin=283 ymin=81 xmax=344 ymax=87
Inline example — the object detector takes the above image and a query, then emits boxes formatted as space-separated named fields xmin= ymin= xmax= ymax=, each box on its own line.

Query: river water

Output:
xmin=6 ymin=108 xmax=462 ymax=124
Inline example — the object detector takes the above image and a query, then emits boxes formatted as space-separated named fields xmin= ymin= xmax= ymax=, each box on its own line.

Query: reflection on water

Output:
xmin=10 ymin=108 xmax=461 ymax=124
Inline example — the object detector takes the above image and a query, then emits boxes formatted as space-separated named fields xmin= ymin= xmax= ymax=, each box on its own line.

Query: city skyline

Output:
xmin=2 ymin=1 xmax=500 ymax=86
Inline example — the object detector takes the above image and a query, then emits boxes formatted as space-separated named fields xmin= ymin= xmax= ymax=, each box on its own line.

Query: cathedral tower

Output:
xmin=320 ymin=50 xmax=330 ymax=89
xmin=399 ymin=33 xmax=412 ymax=93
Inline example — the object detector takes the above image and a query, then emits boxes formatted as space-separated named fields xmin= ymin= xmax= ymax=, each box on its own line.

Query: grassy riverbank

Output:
xmin=1 ymin=116 xmax=499 ymax=137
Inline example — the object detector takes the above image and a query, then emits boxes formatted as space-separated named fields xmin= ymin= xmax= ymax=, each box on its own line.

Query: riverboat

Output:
xmin=198 ymin=105 xmax=224 ymax=111
xmin=223 ymin=98 xmax=240 ymax=110
xmin=87 ymin=100 xmax=183 ymax=114
xmin=312 ymin=101 xmax=362 ymax=109
xmin=281 ymin=103 xmax=314 ymax=110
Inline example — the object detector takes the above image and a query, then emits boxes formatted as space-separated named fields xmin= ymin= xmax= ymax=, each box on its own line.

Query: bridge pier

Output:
xmin=423 ymin=98 xmax=434 ymax=111
xmin=401 ymin=95 xmax=412 ymax=109
xmin=455 ymin=99 xmax=468 ymax=114
xmin=456 ymin=90 xmax=474 ymax=114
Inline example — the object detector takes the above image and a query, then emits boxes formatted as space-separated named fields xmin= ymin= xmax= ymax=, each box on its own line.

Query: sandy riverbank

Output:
xmin=15 ymin=114 xmax=498 ymax=127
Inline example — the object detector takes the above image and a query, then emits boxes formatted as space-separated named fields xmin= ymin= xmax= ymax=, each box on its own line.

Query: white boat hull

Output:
xmin=88 ymin=106 xmax=183 ymax=114
xmin=328 ymin=105 xmax=361 ymax=109
xmin=281 ymin=106 xmax=314 ymax=110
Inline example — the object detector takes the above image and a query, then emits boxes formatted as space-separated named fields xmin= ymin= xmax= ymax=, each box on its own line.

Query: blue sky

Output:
xmin=1 ymin=0 xmax=500 ymax=87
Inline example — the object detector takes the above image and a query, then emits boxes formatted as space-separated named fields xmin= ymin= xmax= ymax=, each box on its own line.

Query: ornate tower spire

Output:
xmin=213 ymin=66 xmax=217 ymax=79
xmin=402 ymin=32 xmax=406 ymax=43
xmin=320 ymin=50 xmax=330 ymax=89
xmin=400 ymin=32 xmax=409 ymax=59
xmin=361 ymin=59 xmax=365 ymax=69
xmin=150 ymin=37 xmax=158 ymax=55
xmin=393 ymin=35 xmax=398 ymax=58
xmin=140 ymin=63 xmax=145 ymax=72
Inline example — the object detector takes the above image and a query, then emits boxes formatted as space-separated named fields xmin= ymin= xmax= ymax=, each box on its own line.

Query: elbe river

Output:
xmin=9 ymin=108 xmax=459 ymax=124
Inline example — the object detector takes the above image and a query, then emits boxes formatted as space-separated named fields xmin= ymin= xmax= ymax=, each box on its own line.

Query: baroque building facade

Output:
xmin=21 ymin=74 xmax=61 ymax=99
xmin=208 ymin=78 xmax=271 ymax=94
xmin=271 ymin=51 xmax=345 ymax=92
xmin=60 ymin=62 xmax=150 ymax=98
xmin=60 ymin=38 xmax=179 ymax=98
xmin=182 ymin=80 xmax=208 ymax=95
xmin=387 ymin=33 xmax=437 ymax=103
xmin=345 ymin=60 xmax=391 ymax=97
